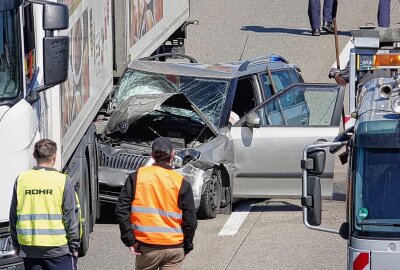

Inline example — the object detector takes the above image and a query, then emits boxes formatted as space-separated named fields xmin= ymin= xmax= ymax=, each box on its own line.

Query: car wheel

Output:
xmin=197 ymin=169 xmax=222 ymax=219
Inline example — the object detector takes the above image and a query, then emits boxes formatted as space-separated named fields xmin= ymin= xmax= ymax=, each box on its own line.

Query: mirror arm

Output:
xmin=45 ymin=30 xmax=54 ymax=38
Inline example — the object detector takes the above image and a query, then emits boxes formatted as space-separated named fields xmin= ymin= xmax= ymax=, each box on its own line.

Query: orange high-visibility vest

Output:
xmin=130 ymin=165 xmax=184 ymax=245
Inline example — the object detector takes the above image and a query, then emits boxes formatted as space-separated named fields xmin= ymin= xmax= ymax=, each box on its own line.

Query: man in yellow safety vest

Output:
xmin=9 ymin=139 xmax=80 ymax=270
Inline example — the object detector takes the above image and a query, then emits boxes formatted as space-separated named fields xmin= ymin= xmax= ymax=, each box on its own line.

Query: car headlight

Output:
xmin=0 ymin=234 xmax=16 ymax=260
xmin=173 ymin=149 xmax=201 ymax=168
xmin=172 ymin=155 xmax=184 ymax=168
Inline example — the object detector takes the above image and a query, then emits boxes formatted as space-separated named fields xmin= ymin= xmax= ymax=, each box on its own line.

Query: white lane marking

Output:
xmin=218 ymin=200 xmax=257 ymax=236
xmin=331 ymin=39 xmax=354 ymax=69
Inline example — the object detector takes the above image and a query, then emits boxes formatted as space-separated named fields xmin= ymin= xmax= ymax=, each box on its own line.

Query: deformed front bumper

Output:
xmin=98 ymin=143 xmax=213 ymax=209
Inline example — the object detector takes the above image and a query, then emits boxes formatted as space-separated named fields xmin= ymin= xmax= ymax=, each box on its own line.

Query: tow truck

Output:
xmin=301 ymin=27 xmax=400 ymax=269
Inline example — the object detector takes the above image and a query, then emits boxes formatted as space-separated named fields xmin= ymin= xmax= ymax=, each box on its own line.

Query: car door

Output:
xmin=230 ymin=83 xmax=344 ymax=199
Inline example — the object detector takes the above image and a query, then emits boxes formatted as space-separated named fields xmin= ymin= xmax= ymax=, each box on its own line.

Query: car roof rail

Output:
xmin=139 ymin=53 xmax=198 ymax=63
xmin=238 ymin=54 xmax=290 ymax=72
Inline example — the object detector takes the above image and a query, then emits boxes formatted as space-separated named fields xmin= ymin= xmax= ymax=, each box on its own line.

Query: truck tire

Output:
xmin=78 ymin=159 xmax=90 ymax=257
xmin=197 ymin=169 xmax=222 ymax=219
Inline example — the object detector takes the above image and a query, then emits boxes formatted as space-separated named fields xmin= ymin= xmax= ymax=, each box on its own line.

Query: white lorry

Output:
xmin=0 ymin=0 xmax=191 ymax=268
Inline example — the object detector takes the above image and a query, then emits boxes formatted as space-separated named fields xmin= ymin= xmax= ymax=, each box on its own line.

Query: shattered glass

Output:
xmin=114 ymin=69 xmax=230 ymax=127
xmin=106 ymin=93 xmax=206 ymax=134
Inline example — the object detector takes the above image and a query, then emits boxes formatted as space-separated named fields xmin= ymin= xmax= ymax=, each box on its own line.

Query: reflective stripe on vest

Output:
xmin=16 ymin=169 xmax=68 ymax=246
xmin=130 ymin=166 xmax=184 ymax=245
xmin=74 ymin=192 xmax=83 ymax=239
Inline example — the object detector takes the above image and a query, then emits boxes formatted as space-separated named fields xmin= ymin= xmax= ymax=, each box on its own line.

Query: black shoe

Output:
xmin=311 ymin=29 xmax=320 ymax=36
xmin=322 ymin=21 xmax=334 ymax=33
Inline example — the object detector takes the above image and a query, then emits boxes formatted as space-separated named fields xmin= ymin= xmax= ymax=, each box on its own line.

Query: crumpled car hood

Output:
xmin=106 ymin=93 xmax=218 ymax=135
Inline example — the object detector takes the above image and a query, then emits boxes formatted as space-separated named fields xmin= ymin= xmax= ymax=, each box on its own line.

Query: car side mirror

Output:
xmin=301 ymin=149 xmax=324 ymax=226
xmin=245 ymin=112 xmax=260 ymax=128
xmin=301 ymin=149 xmax=326 ymax=175
xmin=304 ymin=175 xmax=322 ymax=226
xmin=43 ymin=37 xmax=69 ymax=86
xmin=26 ymin=0 xmax=69 ymax=92
xmin=42 ymin=2 xmax=69 ymax=30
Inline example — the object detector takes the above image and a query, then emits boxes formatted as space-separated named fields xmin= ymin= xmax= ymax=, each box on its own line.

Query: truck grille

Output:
xmin=99 ymin=151 xmax=148 ymax=170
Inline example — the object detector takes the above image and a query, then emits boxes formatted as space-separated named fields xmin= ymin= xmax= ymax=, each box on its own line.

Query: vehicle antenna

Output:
xmin=239 ymin=35 xmax=249 ymax=61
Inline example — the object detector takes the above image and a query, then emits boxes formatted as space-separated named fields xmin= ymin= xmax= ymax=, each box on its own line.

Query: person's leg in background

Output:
xmin=322 ymin=0 xmax=336 ymax=33
xmin=378 ymin=0 xmax=391 ymax=27
xmin=308 ymin=0 xmax=321 ymax=36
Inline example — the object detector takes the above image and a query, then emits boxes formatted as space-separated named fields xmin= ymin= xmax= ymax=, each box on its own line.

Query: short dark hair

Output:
xmin=152 ymin=137 xmax=173 ymax=164
xmin=33 ymin=139 xmax=57 ymax=163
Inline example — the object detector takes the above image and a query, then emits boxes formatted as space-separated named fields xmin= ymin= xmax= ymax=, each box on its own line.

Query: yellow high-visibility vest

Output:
xmin=16 ymin=169 xmax=68 ymax=246
xmin=74 ymin=191 xmax=83 ymax=239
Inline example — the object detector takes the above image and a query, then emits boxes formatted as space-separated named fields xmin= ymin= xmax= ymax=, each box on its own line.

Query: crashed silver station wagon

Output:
xmin=95 ymin=54 xmax=344 ymax=218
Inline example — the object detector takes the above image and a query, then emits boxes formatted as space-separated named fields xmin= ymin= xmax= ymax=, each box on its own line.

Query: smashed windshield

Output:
xmin=160 ymin=107 xmax=203 ymax=124
xmin=353 ymin=141 xmax=400 ymax=237
xmin=114 ymin=69 xmax=230 ymax=127
xmin=0 ymin=9 xmax=21 ymax=101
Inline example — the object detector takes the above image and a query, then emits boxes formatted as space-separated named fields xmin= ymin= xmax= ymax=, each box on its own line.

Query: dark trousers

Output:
xmin=24 ymin=254 xmax=77 ymax=270
xmin=308 ymin=0 xmax=338 ymax=29
xmin=378 ymin=0 xmax=391 ymax=27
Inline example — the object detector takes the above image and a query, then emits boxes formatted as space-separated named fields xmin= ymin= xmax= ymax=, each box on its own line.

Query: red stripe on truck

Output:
xmin=353 ymin=252 xmax=369 ymax=270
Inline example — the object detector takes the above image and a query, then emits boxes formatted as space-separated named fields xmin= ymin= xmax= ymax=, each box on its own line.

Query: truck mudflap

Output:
xmin=349 ymin=250 xmax=370 ymax=270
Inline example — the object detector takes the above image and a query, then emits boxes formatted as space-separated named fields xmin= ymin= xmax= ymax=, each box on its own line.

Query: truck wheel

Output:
xmin=78 ymin=159 xmax=90 ymax=257
xmin=197 ymin=169 xmax=222 ymax=219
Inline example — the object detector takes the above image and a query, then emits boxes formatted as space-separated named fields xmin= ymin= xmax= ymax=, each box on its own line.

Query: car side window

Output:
xmin=256 ymin=84 xmax=339 ymax=127
xmin=271 ymin=70 xmax=299 ymax=93
xmin=261 ymin=99 xmax=283 ymax=125
xmin=288 ymin=69 xmax=302 ymax=83
xmin=259 ymin=73 xmax=273 ymax=99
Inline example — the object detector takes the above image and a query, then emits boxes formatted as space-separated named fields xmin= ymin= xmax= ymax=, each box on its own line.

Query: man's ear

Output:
xmin=169 ymin=150 xmax=175 ymax=162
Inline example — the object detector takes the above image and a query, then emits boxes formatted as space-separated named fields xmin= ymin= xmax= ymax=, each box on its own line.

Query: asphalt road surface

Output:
xmin=79 ymin=1 xmax=400 ymax=269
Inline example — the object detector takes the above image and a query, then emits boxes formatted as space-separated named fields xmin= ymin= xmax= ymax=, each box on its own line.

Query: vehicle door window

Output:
xmin=271 ymin=70 xmax=301 ymax=93
xmin=231 ymin=76 xmax=257 ymax=119
xmin=259 ymin=73 xmax=273 ymax=99
xmin=0 ymin=8 xmax=21 ymax=100
xmin=23 ymin=3 xmax=37 ymax=90
xmin=256 ymin=84 xmax=340 ymax=126
xmin=263 ymin=99 xmax=283 ymax=125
